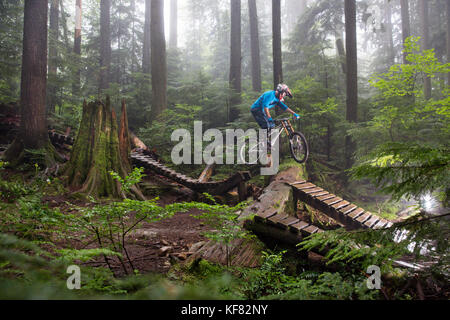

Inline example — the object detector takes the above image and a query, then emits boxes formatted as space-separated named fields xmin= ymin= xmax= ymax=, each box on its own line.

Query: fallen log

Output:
xmin=130 ymin=131 xmax=148 ymax=150
xmin=198 ymin=163 xmax=215 ymax=183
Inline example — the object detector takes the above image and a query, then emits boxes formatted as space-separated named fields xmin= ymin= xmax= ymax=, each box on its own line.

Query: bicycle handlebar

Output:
xmin=274 ymin=116 xmax=300 ymax=122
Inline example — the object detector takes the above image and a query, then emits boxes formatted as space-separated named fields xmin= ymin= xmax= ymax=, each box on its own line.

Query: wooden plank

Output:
xmin=317 ymin=194 xmax=335 ymax=201
xmin=257 ymin=210 xmax=278 ymax=220
xmin=279 ymin=216 xmax=300 ymax=227
xmin=290 ymin=221 xmax=310 ymax=232
xmin=310 ymin=191 xmax=329 ymax=197
xmin=373 ymin=219 xmax=389 ymax=229
xmin=268 ymin=213 xmax=289 ymax=225
xmin=303 ymin=187 xmax=324 ymax=194
xmin=303 ymin=225 xmax=319 ymax=234
xmin=348 ymin=208 xmax=364 ymax=219
xmin=323 ymin=197 xmax=342 ymax=206
xmin=332 ymin=200 xmax=350 ymax=210
xmin=356 ymin=213 xmax=372 ymax=224
xmin=364 ymin=215 xmax=380 ymax=228
xmin=290 ymin=180 xmax=306 ymax=186
xmin=339 ymin=204 xmax=357 ymax=215
xmin=294 ymin=183 xmax=316 ymax=190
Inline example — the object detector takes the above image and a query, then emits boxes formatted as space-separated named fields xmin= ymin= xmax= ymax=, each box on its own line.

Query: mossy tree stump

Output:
xmin=65 ymin=98 xmax=144 ymax=199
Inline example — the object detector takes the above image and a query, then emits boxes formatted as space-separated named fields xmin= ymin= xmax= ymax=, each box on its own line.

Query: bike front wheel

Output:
xmin=289 ymin=132 xmax=309 ymax=164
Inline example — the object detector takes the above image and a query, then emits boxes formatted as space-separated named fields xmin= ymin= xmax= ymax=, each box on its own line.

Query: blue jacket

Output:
xmin=251 ymin=90 xmax=289 ymax=112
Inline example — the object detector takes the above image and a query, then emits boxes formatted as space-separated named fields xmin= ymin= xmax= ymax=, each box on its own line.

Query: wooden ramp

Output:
xmin=48 ymin=130 xmax=252 ymax=196
xmin=290 ymin=180 xmax=393 ymax=231
xmin=131 ymin=150 xmax=251 ymax=195
xmin=244 ymin=209 xmax=324 ymax=247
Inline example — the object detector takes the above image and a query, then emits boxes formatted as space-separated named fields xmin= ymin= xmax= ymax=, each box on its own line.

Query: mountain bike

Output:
xmin=239 ymin=117 xmax=309 ymax=165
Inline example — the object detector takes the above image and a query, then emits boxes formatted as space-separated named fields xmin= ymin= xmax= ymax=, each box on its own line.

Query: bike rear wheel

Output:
xmin=289 ymin=132 xmax=308 ymax=164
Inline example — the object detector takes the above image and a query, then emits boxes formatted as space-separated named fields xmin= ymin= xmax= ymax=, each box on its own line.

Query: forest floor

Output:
xmin=41 ymin=187 xmax=214 ymax=277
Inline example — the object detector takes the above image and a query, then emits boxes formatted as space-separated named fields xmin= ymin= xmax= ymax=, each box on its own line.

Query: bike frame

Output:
xmin=270 ymin=118 xmax=296 ymax=143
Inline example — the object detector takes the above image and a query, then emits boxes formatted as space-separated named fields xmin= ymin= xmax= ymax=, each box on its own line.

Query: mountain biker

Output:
xmin=250 ymin=84 xmax=299 ymax=165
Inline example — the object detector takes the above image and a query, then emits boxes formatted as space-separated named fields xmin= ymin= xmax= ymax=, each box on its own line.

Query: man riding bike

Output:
xmin=250 ymin=83 xmax=299 ymax=166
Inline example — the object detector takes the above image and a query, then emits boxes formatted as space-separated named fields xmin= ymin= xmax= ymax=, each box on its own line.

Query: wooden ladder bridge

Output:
xmin=245 ymin=179 xmax=393 ymax=246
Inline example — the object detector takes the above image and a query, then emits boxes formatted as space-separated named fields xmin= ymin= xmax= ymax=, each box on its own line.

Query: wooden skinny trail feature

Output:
xmin=290 ymin=180 xmax=393 ymax=231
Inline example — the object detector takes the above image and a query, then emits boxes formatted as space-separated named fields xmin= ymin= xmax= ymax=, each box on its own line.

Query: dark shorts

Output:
xmin=251 ymin=108 xmax=275 ymax=129
xmin=251 ymin=108 xmax=273 ymax=153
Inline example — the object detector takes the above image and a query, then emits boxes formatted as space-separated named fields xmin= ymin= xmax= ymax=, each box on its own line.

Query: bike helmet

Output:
xmin=276 ymin=83 xmax=293 ymax=99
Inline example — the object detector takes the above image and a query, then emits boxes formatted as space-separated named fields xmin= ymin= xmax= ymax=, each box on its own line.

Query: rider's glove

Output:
xmin=293 ymin=113 xmax=300 ymax=119
xmin=267 ymin=117 xmax=275 ymax=128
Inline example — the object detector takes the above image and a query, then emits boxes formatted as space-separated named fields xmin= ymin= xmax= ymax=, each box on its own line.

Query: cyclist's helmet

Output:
xmin=276 ymin=83 xmax=293 ymax=99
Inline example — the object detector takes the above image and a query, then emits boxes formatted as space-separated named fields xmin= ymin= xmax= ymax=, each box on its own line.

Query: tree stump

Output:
xmin=64 ymin=98 xmax=144 ymax=199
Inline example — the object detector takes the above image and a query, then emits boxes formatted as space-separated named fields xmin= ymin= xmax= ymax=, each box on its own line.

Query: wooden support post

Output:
xmin=238 ymin=181 xmax=247 ymax=202
xmin=198 ymin=163 xmax=215 ymax=183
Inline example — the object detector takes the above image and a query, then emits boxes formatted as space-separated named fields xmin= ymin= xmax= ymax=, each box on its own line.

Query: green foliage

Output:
xmin=138 ymin=103 xmax=202 ymax=163
xmin=241 ymin=250 xmax=292 ymax=299
xmin=351 ymin=142 xmax=450 ymax=202
xmin=109 ymin=167 xmax=145 ymax=194
xmin=241 ymin=250 xmax=378 ymax=300
xmin=56 ymin=248 xmax=122 ymax=264
xmin=299 ymin=213 xmax=449 ymax=278
xmin=190 ymin=194 xmax=255 ymax=267
xmin=351 ymin=37 xmax=450 ymax=203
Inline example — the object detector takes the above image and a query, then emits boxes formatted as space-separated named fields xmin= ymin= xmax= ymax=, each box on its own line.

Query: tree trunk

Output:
xmin=143 ymin=0 xmax=151 ymax=74
xmin=400 ymin=0 xmax=411 ymax=64
xmin=272 ymin=0 xmax=283 ymax=90
xmin=385 ymin=0 xmax=395 ymax=65
xmin=65 ymin=98 xmax=144 ymax=200
xmin=344 ymin=0 xmax=357 ymax=170
xmin=4 ymin=0 xmax=58 ymax=167
xmin=150 ymin=0 xmax=168 ymax=121
xmin=419 ymin=0 xmax=431 ymax=100
xmin=130 ymin=0 xmax=137 ymax=73
xmin=72 ymin=0 xmax=82 ymax=95
xmin=336 ymin=36 xmax=347 ymax=74
xmin=47 ymin=0 xmax=59 ymax=115
xmin=447 ymin=0 xmax=450 ymax=86
xmin=60 ymin=0 xmax=70 ymax=54
xmin=99 ymin=0 xmax=111 ymax=92
xmin=169 ymin=0 xmax=178 ymax=49
xmin=248 ymin=0 xmax=262 ymax=92
xmin=229 ymin=0 xmax=242 ymax=121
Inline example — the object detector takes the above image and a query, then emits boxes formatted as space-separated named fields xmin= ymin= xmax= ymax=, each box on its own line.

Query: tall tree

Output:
xmin=248 ymin=0 xmax=262 ymax=92
xmin=286 ymin=0 xmax=307 ymax=35
xmin=143 ymin=0 xmax=151 ymax=74
xmin=447 ymin=0 xmax=450 ymax=85
xmin=169 ymin=0 xmax=178 ymax=49
xmin=150 ymin=0 xmax=167 ymax=120
xmin=272 ymin=0 xmax=283 ymax=90
xmin=419 ymin=0 xmax=431 ymax=99
xmin=344 ymin=0 xmax=357 ymax=170
xmin=229 ymin=0 xmax=242 ymax=121
xmin=5 ymin=0 xmax=57 ymax=166
xmin=99 ymin=0 xmax=111 ymax=92
xmin=72 ymin=0 xmax=82 ymax=95
xmin=384 ymin=0 xmax=394 ymax=65
xmin=400 ymin=0 xmax=411 ymax=64
xmin=47 ymin=0 xmax=59 ymax=114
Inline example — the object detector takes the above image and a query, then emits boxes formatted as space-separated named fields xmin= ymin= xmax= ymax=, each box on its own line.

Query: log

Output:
xmin=241 ymin=165 xmax=306 ymax=220
xmin=198 ymin=163 xmax=215 ymax=183
xmin=130 ymin=131 xmax=148 ymax=150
